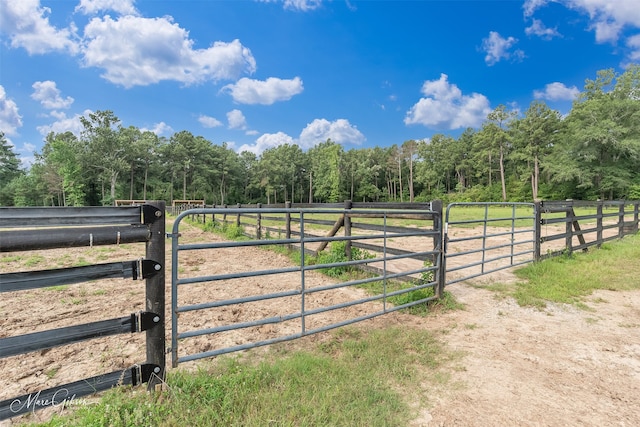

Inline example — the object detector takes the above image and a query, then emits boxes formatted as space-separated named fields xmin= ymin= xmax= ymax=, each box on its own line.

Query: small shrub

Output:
xmin=316 ymin=241 xmax=374 ymax=278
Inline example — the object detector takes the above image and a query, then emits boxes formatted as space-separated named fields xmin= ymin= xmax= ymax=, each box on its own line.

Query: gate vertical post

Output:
xmin=431 ymin=200 xmax=444 ymax=298
xmin=344 ymin=200 xmax=352 ymax=260
xmin=534 ymin=201 xmax=541 ymax=261
xmin=145 ymin=200 xmax=166 ymax=389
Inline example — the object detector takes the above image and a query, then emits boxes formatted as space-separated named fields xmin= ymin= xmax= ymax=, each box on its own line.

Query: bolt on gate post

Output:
xmin=145 ymin=200 xmax=166 ymax=389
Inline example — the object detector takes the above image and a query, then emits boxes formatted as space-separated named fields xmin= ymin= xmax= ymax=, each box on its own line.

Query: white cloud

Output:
xmin=298 ymin=118 xmax=365 ymax=149
xmin=0 ymin=0 xmax=79 ymax=55
xmin=627 ymin=34 xmax=640 ymax=61
xmin=481 ymin=31 xmax=525 ymax=66
xmin=283 ymin=0 xmax=322 ymax=11
xmin=31 ymin=81 xmax=74 ymax=109
xmin=75 ymin=0 xmax=138 ymax=15
xmin=523 ymin=0 xmax=549 ymax=17
xmin=533 ymin=82 xmax=580 ymax=101
xmin=143 ymin=121 xmax=173 ymax=136
xmin=525 ymin=19 xmax=562 ymax=39
xmin=222 ymin=77 xmax=304 ymax=105
xmin=36 ymin=110 xmax=90 ymax=138
xmin=227 ymin=109 xmax=248 ymax=130
xmin=0 ymin=85 xmax=23 ymax=136
xmin=238 ymin=131 xmax=295 ymax=155
xmin=563 ymin=0 xmax=640 ymax=44
xmin=404 ymin=74 xmax=491 ymax=130
xmin=81 ymin=15 xmax=257 ymax=88
xmin=235 ymin=117 xmax=364 ymax=155
xmin=257 ymin=0 xmax=323 ymax=11
xmin=198 ymin=115 xmax=223 ymax=128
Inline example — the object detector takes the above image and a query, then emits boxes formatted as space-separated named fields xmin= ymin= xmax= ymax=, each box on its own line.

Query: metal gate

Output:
xmin=444 ymin=202 xmax=536 ymax=286
xmin=170 ymin=205 xmax=443 ymax=367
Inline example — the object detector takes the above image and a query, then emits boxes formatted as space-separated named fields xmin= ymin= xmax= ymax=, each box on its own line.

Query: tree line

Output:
xmin=1 ymin=66 xmax=639 ymax=207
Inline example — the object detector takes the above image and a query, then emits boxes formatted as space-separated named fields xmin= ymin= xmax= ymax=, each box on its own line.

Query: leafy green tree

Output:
xmin=479 ymin=105 xmax=516 ymax=201
xmin=0 ymin=131 xmax=23 ymax=206
xmin=402 ymin=140 xmax=419 ymax=202
xmin=510 ymin=101 xmax=563 ymax=200
xmin=416 ymin=134 xmax=456 ymax=196
xmin=80 ymin=110 xmax=128 ymax=204
xmin=38 ymin=132 xmax=85 ymax=205
xmin=547 ymin=66 xmax=640 ymax=199
xmin=309 ymin=140 xmax=343 ymax=203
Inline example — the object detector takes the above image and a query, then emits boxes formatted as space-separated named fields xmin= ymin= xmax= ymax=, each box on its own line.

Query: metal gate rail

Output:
xmin=170 ymin=206 xmax=442 ymax=366
xmin=444 ymin=202 xmax=536 ymax=286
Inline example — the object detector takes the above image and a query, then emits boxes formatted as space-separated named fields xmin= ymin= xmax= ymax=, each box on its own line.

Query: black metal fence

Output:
xmin=0 ymin=202 xmax=166 ymax=421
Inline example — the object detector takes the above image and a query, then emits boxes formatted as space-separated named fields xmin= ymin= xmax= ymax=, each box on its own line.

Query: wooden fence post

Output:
xmin=565 ymin=200 xmax=573 ymax=255
xmin=344 ymin=200 xmax=352 ymax=260
xmin=256 ymin=203 xmax=262 ymax=239
xmin=145 ymin=200 xmax=166 ymax=390
xmin=236 ymin=203 xmax=241 ymax=227
xmin=618 ymin=202 xmax=625 ymax=239
xmin=285 ymin=201 xmax=291 ymax=240
xmin=596 ymin=202 xmax=603 ymax=248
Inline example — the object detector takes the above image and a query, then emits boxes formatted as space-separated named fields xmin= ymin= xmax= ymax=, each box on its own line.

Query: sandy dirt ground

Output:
xmin=1 ymin=219 xmax=639 ymax=426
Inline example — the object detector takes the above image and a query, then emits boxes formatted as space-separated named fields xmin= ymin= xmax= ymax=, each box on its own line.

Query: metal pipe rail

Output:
xmin=170 ymin=206 xmax=443 ymax=367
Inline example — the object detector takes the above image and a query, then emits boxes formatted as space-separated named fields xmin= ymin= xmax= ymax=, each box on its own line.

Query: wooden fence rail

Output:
xmin=534 ymin=200 xmax=640 ymax=260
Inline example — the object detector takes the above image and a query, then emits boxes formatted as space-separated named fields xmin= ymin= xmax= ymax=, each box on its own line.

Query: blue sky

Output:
xmin=1 ymin=0 xmax=639 ymax=167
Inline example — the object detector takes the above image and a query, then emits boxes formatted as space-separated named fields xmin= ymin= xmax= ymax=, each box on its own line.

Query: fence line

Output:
xmin=0 ymin=202 xmax=166 ymax=421
xmin=1 ymin=198 xmax=638 ymax=420
xmin=535 ymin=200 xmax=640 ymax=260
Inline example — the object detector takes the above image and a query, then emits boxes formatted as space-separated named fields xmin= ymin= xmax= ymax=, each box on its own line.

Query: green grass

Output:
xmin=32 ymin=326 xmax=455 ymax=427
xmin=0 ymin=255 xmax=23 ymax=263
xmin=490 ymin=233 xmax=640 ymax=309
xmin=24 ymin=255 xmax=46 ymax=267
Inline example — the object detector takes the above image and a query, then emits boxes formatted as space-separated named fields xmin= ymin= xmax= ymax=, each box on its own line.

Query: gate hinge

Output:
xmin=131 ymin=363 xmax=162 ymax=386
xmin=131 ymin=311 xmax=162 ymax=333
xmin=142 ymin=205 xmax=163 ymax=225
xmin=132 ymin=259 xmax=163 ymax=280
